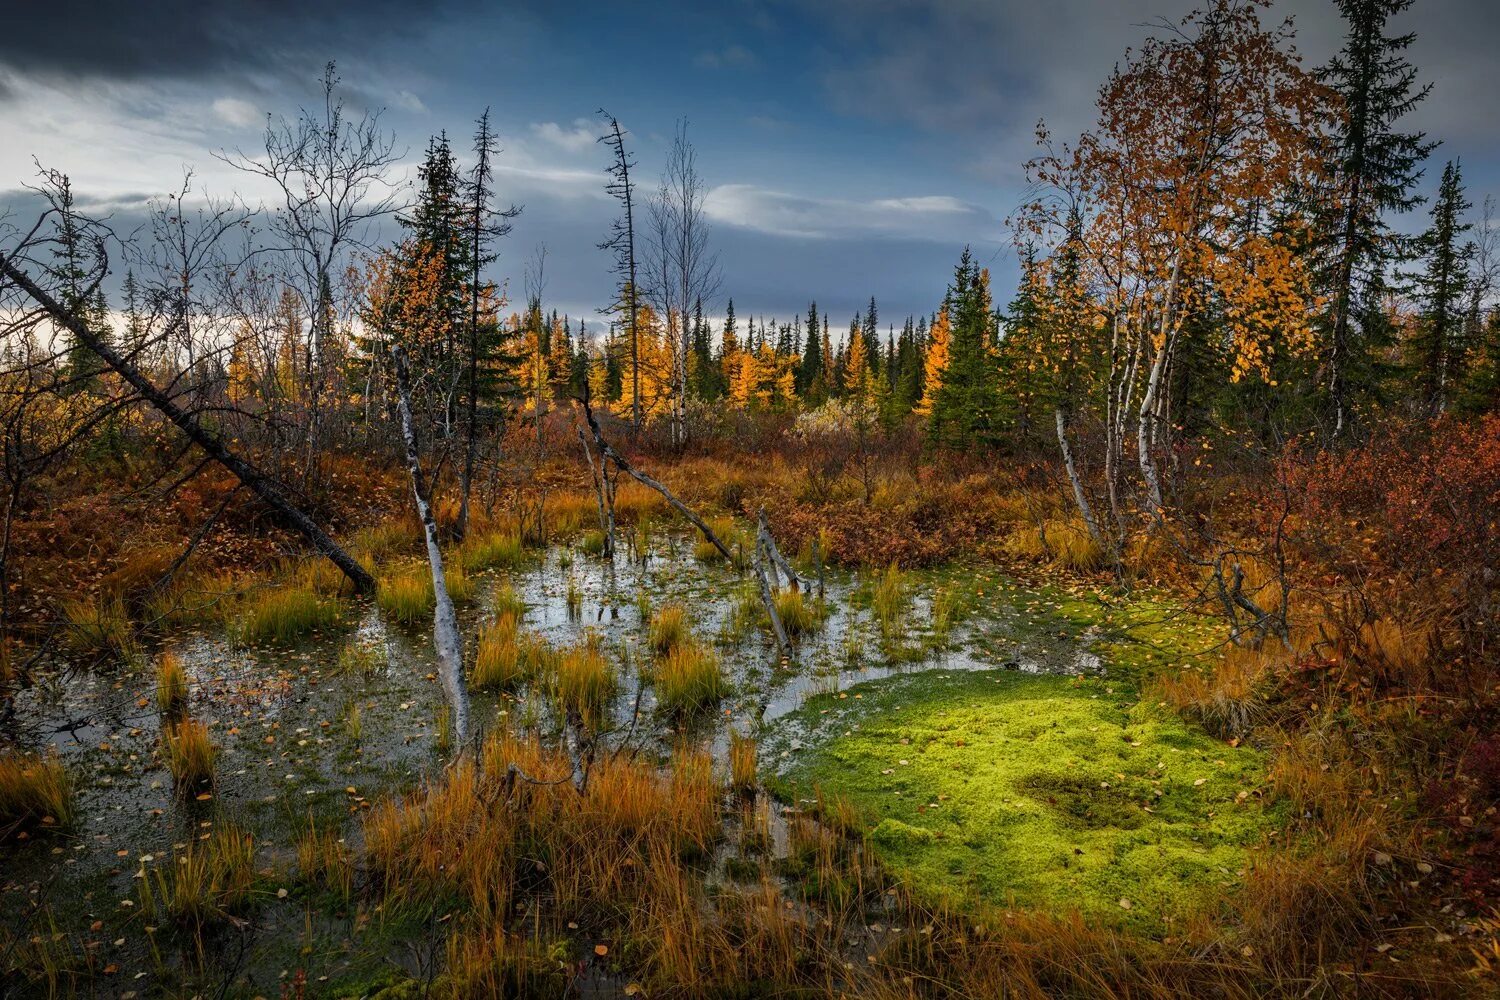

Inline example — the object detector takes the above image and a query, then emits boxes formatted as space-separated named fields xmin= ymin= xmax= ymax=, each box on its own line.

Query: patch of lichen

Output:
xmin=769 ymin=669 xmax=1283 ymax=931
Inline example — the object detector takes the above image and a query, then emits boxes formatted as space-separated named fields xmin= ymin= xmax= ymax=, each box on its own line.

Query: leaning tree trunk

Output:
xmin=1055 ymin=406 xmax=1105 ymax=553
xmin=0 ymin=251 xmax=375 ymax=594
xmin=391 ymin=346 xmax=471 ymax=749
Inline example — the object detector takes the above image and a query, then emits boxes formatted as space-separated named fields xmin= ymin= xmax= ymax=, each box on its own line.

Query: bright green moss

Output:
xmin=768 ymin=668 xmax=1283 ymax=930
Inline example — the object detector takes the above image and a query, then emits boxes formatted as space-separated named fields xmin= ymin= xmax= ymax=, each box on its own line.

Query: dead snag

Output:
xmin=579 ymin=389 xmax=732 ymax=561
xmin=391 ymin=345 xmax=471 ymax=750
xmin=756 ymin=508 xmax=805 ymax=592
xmin=0 ymin=250 xmax=376 ymax=595
xmin=755 ymin=531 xmax=792 ymax=660
xmin=578 ymin=425 xmax=616 ymax=559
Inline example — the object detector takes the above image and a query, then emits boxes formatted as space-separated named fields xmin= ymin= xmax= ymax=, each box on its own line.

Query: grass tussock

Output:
xmin=1004 ymin=516 xmax=1104 ymax=571
xmin=472 ymin=612 xmax=556 ymax=691
xmin=693 ymin=516 xmax=747 ymax=563
xmin=552 ymin=636 xmax=616 ymax=725
xmin=351 ymin=519 xmax=421 ymax=565
xmin=0 ymin=751 xmax=72 ymax=836
xmin=155 ymin=651 xmax=188 ymax=717
xmin=235 ymin=586 xmax=338 ymax=645
xmin=871 ymin=562 xmax=909 ymax=640
xmin=492 ymin=580 xmax=526 ymax=619
xmin=60 ymin=595 xmax=137 ymax=661
xmin=613 ymin=480 xmax=668 ymax=525
xmin=729 ymin=731 xmax=757 ymax=792
xmin=545 ymin=491 xmax=596 ymax=539
xmin=141 ymin=824 xmax=256 ymax=927
xmin=1155 ymin=643 xmax=1284 ymax=738
xmin=577 ymin=529 xmax=607 ymax=556
xmin=648 ymin=601 xmax=689 ymax=655
xmin=162 ymin=717 xmax=216 ymax=797
xmin=336 ymin=637 xmax=387 ymax=677
xmin=772 ymin=587 xmax=826 ymax=637
xmin=463 ymin=530 xmax=527 ymax=572
xmin=443 ymin=561 xmax=475 ymax=603
xmin=378 ymin=568 xmax=435 ymax=626
xmin=296 ymin=815 xmax=353 ymax=901
xmin=650 ymin=641 xmax=727 ymax=714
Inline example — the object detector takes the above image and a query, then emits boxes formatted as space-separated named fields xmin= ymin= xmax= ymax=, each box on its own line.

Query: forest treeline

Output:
xmin=0 ymin=0 xmax=1496 ymax=616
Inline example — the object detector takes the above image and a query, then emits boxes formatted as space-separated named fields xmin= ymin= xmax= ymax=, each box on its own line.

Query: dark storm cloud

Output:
xmin=0 ymin=0 xmax=478 ymax=88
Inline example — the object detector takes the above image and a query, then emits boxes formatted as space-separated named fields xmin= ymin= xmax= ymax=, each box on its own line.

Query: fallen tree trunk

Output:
xmin=0 ymin=251 xmax=376 ymax=595
xmin=579 ymin=391 xmax=732 ymax=561
xmin=757 ymin=508 xmax=805 ymax=592
xmin=754 ymin=532 xmax=792 ymax=660
xmin=578 ymin=427 xmax=616 ymax=559
xmin=391 ymin=345 xmax=471 ymax=749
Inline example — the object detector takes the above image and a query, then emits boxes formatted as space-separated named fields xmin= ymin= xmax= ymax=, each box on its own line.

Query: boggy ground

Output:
xmin=0 ymin=514 xmax=1308 ymax=999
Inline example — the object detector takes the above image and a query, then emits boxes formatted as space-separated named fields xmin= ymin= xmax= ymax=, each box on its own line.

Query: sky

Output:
xmin=1 ymin=0 xmax=1497 ymax=332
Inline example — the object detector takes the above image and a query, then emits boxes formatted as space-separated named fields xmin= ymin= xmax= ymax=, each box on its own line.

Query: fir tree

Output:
xmin=1317 ymin=0 xmax=1436 ymax=435
xmin=928 ymin=247 xmax=1001 ymax=449
xmin=1413 ymin=160 xmax=1472 ymax=415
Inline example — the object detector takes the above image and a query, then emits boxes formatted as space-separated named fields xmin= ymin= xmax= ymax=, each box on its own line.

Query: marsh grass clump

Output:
xmin=930 ymin=586 xmax=960 ymax=646
xmin=545 ymin=492 xmax=596 ymax=539
xmin=463 ymin=530 xmax=527 ymax=572
xmin=236 ymin=586 xmax=338 ymax=645
xmin=566 ymin=576 xmax=582 ymax=618
xmin=61 ymin=595 xmax=137 ymax=662
xmin=473 ymin=613 xmax=555 ymax=690
xmin=351 ymin=519 xmax=421 ymax=565
xmin=729 ymin=731 xmax=757 ymax=792
xmin=1005 ymin=517 xmax=1104 ymax=571
xmin=162 ymin=717 xmax=216 ymax=797
xmin=296 ymin=815 xmax=352 ymax=901
xmin=378 ymin=569 xmax=434 ymax=626
xmin=694 ymin=517 xmax=747 ymax=564
xmin=492 ymin=580 xmax=526 ymax=619
xmin=552 ymin=636 xmax=616 ymax=725
xmin=142 ymin=823 xmax=257 ymax=927
xmin=650 ymin=641 xmax=727 ymax=714
xmin=0 ymin=751 xmax=72 ymax=836
xmin=772 ymin=588 xmax=826 ymax=637
xmin=871 ymin=563 xmax=909 ymax=637
xmin=648 ymin=601 xmax=689 ymax=654
xmin=578 ymin=530 xmax=606 ymax=556
xmin=335 ymin=637 xmax=386 ymax=678
xmin=289 ymin=555 xmax=356 ymax=597
xmin=444 ymin=561 xmax=475 ymax=603
xmin=155 ymin=651 xmax=188 ymax=717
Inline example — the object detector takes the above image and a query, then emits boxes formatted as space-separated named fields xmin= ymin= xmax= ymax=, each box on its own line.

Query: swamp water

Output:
xmin=0 ymin=533 xmax=1277 ymax=997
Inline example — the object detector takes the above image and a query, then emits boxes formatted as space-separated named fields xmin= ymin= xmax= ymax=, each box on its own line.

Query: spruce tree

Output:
xmin=928 ymin=247 xmax=1002 ymax=449
xmin=1317 ymin=0 xmax=1435 ymax=435
xmin=1413 ymin=160 xmax=1473 ymax=415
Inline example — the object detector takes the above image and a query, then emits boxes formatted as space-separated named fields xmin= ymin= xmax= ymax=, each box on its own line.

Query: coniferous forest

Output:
xmin=1 ymin=1 xmax=1498 ymax=996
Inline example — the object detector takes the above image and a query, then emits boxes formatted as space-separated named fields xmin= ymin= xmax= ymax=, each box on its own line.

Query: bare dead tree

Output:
xmin=391 ymin=344 xmax=470 ymax=747
xmin=0 ymin=189 xmax=375 ymax=594
xmin=597 ymin=110 xmax=640 ymax=430
xmin=218 ymin=62 xmax=401 ymax=479
xmin=643 ymin=119 xmax=720 ymax=447
xmin=579 ymin=387 xmax=730 ymax=560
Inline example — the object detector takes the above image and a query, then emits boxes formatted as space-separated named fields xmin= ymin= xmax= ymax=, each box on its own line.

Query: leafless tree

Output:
xmin=643 ymin=120 xmax=720 ymax=447
xmin=0 ymin=170 xmax=375 ymax=595
xmin=597 ymin=110 xmax=640 ymax=429
xmin=218 ymin=62 xmax=401 ymax=478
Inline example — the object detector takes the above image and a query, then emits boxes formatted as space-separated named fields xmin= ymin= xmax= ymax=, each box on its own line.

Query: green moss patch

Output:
xmin=768 ymin=669 xmax=1281 ymax=930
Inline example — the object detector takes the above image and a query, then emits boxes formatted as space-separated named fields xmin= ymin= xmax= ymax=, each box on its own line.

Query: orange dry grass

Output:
xmin=0 ymin=751 xmax=72 ymax=835
xmin=163 ymin=717 xmax=216 ymax=797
